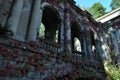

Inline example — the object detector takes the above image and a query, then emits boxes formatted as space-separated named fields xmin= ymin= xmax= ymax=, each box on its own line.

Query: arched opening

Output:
xmin=71 ymin=22 xmax=82 ymax=52
xmin=39 ymin=23 xmax=45 ymax=39
xmin=90 ymin=31 xmax=101 ymax=59
xmin=90 ymin=31 xmax=95 ymax=51
xmin=74 ymin=37 xmax=81 ymax=52
xmin=40 ymin=6 xmax=60 ymax=43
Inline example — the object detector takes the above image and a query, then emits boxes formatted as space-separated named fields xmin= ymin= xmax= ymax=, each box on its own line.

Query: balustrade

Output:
xmin=39 ymin=38 xmax=60 ymax=53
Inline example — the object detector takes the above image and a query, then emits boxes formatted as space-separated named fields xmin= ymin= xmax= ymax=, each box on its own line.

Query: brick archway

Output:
xmin=40 ymin=5 xmax=61 ymax=43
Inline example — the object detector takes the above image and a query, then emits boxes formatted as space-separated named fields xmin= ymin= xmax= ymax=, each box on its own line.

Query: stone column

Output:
xmin=95 ymin=39 xmax=103 ymax=56
xmin=115 ymin=30 xmax=120 ymax=68
xmin=94 ymin=39 xmax=103 ymax=61
xmin=85 ymin=29 xmax=93 ymax=59
xmin=64 ymin=8 xmax=72 ymax=54
xmin=27 ymin=0 xmax=42 ymax=41
xmin=101 ymin=36 xmax=111 ymax=61
xmin=7 ymin=0 xmax=23 ymax=35
xmin=59 ymin=10 xmax=64 ymax=52
xmin=0 ymin=0 xmax=13 ymax=27
xmin=80 ymin=32 xmax=87 ymax=57
xmin=0 ymin=0 xmax=4 ymax=8
xmin=110 ymin=32 xmax=120 ymax=68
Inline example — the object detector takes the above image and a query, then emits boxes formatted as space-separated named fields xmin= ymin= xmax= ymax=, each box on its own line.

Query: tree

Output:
xmin=110 ymin=0 xmax=120 ymax=10
xmin=88 ymin=2 xmax=106 ymax=19
xmin=77 ymin=4 xmax=89 ymax=11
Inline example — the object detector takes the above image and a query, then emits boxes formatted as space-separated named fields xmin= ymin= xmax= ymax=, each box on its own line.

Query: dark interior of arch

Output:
xmin=71 ymin=22 xmax=82 ymax=51
xmin=90 ymin=31 xmax=95 ymax=46
xmin=41 ymin=6 xmax=61 ymax=43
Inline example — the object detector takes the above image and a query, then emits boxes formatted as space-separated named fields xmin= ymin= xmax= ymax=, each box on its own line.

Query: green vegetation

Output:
xmin=77 ymin=0 xmax=120 ymax=19
xmin=40 ymin=23 xmax=45 ymax=39
xmin=77 ymin=2 xmax=106 ymax=19
xmin=40 ymin=23 xmax=58 ymax=43
xmin=88 ymin=2 xmax=106 ymax=19
xmin=105 ymin=62 xmax=120 ymax=80
xmin=110 ymin=0 xmax=120 ymax=10
xmin=77 ymin=5 xmax=89 ymax=11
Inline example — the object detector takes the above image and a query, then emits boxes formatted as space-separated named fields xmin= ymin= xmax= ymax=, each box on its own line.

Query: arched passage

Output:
xmin=90 ymin=31 xmax=96 ymax=51
xmin=71 ymin=22 xmax=82 ymax=52
xmin=74 ymin=37 xmax=81 ymax=52
xmin=40 ymin=5 xmax=61 ymax=43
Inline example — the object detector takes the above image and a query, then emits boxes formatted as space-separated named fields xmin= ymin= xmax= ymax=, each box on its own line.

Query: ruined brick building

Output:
xmin=0 ymin=0 xmax=109 ymax=80
xmin=96 ymin=7 xmax=120 ymax=68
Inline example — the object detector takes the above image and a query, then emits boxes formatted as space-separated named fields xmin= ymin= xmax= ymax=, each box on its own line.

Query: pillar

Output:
xmin=110 ymin=32 xmax=120 ymax=68
xmin=59 ymin=10 xmax=64 ymax=52
xmin=0 ymin=0 xmax=7 ymax=10
xmin=7 ymin=0 xmax=23 ymax=35
xmin=94 ymin=39 xmax=103 ymax=61
xmin=27 ymin=0 xmax=42 ymax=41
xmin=64 ymin=8 xmax=72 ymax=54
xmin=0 ymin=0 xmax=4 ymax=8
xmin=115 ymin=30 xmax=120 ymax=68
xmin=0 ymin=0 xmax=13 ymax=27
xmin=85 ymin=28 xmax=93 ymax=59
xmin=80 ymin=32 xmax=87 ymax=57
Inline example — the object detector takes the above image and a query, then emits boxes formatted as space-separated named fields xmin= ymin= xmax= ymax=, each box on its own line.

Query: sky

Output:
xmin=74 ymin=0 xmax=112 ymax=12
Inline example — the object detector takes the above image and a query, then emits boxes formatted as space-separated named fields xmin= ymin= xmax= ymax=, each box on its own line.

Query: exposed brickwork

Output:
xmin=0 ymin=0 xmax=107 ymax=80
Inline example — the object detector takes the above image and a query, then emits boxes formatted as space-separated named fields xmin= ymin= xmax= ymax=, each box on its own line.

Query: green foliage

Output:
xmin=77 ymin=4 xmax=89 ymax=11
xmin=110 ymin=0 xmax=120 ymax=10
xmin=39 ymin=23 xmax=58 ymax=43
xmin=55 ymin=30 xmax=58 ymax=43
xmin=40 ymin=23 xmax=45 ymax=39
xmin=105 ymin=63 xmax=120 ymax=80
xmin=88 ymin=2 xmax=106 ymax=19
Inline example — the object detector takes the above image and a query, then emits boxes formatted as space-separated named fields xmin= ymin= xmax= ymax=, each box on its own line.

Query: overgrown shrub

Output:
xmin=105 ymin=62 xmax=120 ymax=80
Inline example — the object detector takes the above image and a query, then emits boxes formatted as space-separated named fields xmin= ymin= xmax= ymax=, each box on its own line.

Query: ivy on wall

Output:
xmin=0 ymin=37 xmax=106 ymax=79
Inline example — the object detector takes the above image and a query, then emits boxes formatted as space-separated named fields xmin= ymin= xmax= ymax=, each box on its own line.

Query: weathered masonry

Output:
xmin=0 ymin=0 xmax=107 ymax=80
xmin=96 ymin=7 xmax=120 ymax=68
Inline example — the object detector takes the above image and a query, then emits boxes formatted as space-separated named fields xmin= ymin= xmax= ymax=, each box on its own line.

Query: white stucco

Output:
xmin=96 ymin=7 xmax=120 ymax=23
xmin=27 ymin=0 xmax=42 ymax=41
xmin=7 ymin=0 xmax=23 ymax=34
